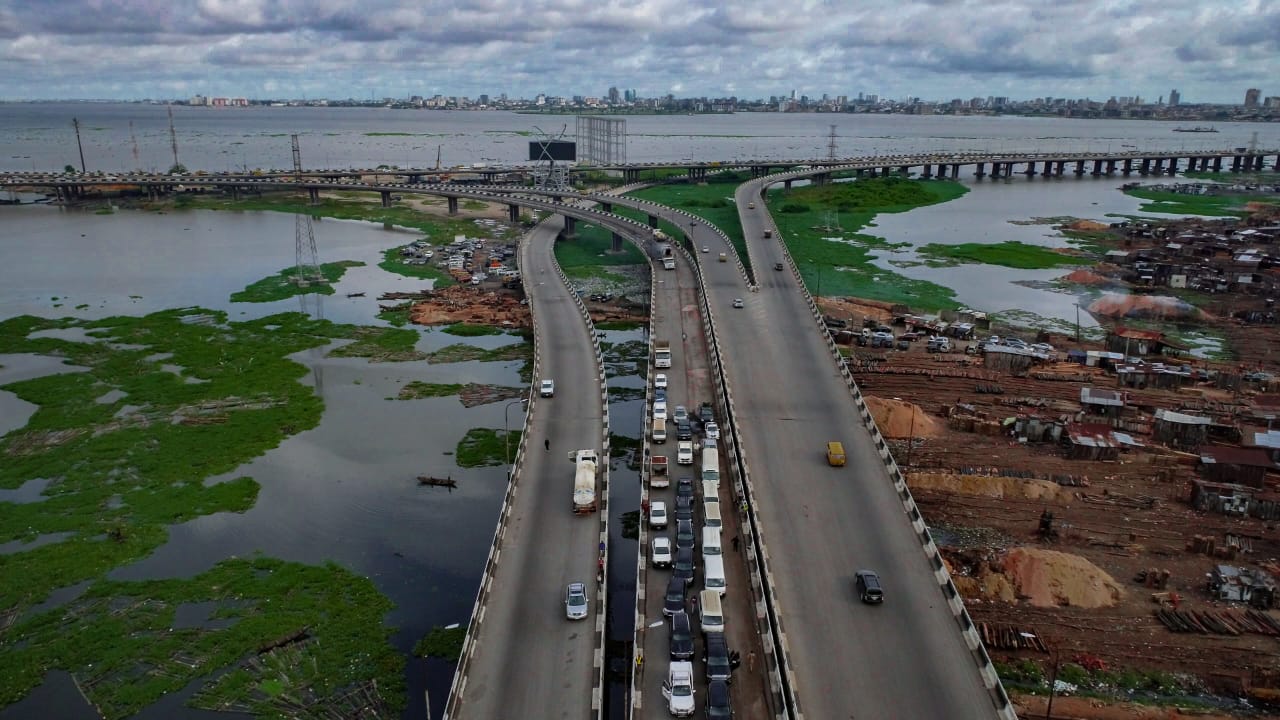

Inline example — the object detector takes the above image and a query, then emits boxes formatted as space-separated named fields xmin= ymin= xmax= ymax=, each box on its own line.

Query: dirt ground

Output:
xmin=1013 ymin=694 xmax=1242 ymax=720
xmin=849 ymin=334 xmax=1280 ymax=714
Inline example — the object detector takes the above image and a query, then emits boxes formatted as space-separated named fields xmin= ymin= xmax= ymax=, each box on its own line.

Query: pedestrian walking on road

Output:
xmin=731 ymin=535 xmax=740 ymax=552
xmin=748 ymin=650 xmax=757 ymax=672
xmin=545 ymin=438 xmax=550 ymax=452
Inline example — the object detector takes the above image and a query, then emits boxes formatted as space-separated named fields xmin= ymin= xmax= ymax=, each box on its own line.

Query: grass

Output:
xmin=413 ymin=625 xmax=467 ymax=661
xmin=917 ymin=241 xmax=1088 ymax=269
xmin=0 ymin=310 xmax=416 ymax=716
xmin=628 ymin=173 xmax=750 ymax=260
xmin=426 ymin=339 xmax=532 ymax=364
xmin=1182 ymin=169 xmax=1279 ymax=183
xmin=767 ymin=176 xmax=969 ymax=311
xmin=1122 ymin=186 xmax=1280 ymax=217
xmin=229 ymin=261 xmax=364 ymax=303
xmin=378 ymin=247 xmax=454 ymax=287
xmin=554 ymin=224 xmax=647 ymax=269
xmin=595 ymin=320 xmax=644 ymax=331
xmin=441 ymin=323 xmax=504 ymax=337
xmin=455 ymin=428 xmax=521 ymax=467
xmin=328 ymin=325 xmax=427 ymax=362
xmin=377 ymin=302 xmax=413 ymax=326
xmin=461 ymin=200 xmax=488 ymax=211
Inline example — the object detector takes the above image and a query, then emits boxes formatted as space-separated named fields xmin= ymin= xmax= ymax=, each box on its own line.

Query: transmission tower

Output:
xmin=167 ymin=104 xmax=181 ymax=172
xmin=291 ymin=134 xmax=325 ymax=287
xmin=827 ymin=124 xmax=838 ymax=161
xmin=531 ymin=124 xmax=571 ymax=191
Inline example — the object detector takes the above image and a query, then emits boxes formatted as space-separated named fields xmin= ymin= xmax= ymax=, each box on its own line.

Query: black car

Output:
xmin=706 ymin=678 xmax=733 ymax=718
xmin=654 ymin=387 xmax=667 ymax=402
xmin=663 ymin=576 xmax=687 ymax=617
xmin=697 ymin=402 xmax=715 ymax=425
xmin=670 ymin=610 xmax=694 ymax=660
xmin=675 ymin=496 xmax=695 ymax=523
xmin=703 ymin=631 xmax=732 ymax=683
xmin=675 ymin=477 xmax=695 ymax=502
xmin=675 ymin=421 xmax=693 ymax=441
xmin=673 ymin=547 xmax=695 ymax=583
xmin=675 ymin=518 xmax=696 ymax=548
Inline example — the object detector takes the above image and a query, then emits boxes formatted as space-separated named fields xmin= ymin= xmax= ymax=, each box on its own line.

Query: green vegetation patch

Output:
xmin=766 ymin=177 xmax=968 ymax=311
xmin=455 ymin=428 xmax=522 ymax=468
xmin=230 ymin=261 xmax=364 ymax=303
xmin=1122 ymin=186 xmax=1280 ymax=217
xmin=426 ymin=339 xmax=532 ymax=365
xmin=595 ymin=320 xmax=644 ymax=331
xmin=917 ymin=241 xmax=1088 ymax=269
xmin=0 ymin=310 xmax=412 ymax=716
xmin=441 ymin=323 xmax=505 ymax=337
xmin=413 ymin=625 xmax=467 ymax=661
xmin=377 ymin=302 xmax=413 ymax=326
xmin=328 ymin=325 xmax=426 ymax=362
xmin=628 ymin=173 xmax=750 ymax=261
xmin=554 ymin=224 xmax=647 ymax=269
xmin=378 ymin=246 xmax=454 ymax=287
xmin=0 ymin=557 xmax=403 ymax=719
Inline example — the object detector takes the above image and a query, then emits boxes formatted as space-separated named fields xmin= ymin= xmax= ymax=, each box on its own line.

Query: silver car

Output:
xmin=565 ymin=582 xmax=589 ymax=620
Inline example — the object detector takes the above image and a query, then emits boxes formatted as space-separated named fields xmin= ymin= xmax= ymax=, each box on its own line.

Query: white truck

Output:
xmin=663 ymin=257 xmax=676 ymax=270
xmin=654 ymin=340 xmax=672 ymax=369
xmin=568 ymin=449 xmax=598 ymax=514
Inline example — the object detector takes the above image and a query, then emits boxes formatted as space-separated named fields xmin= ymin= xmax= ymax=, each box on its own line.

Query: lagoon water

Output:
xmin=1 ymin=105 xmax=1274 ymax=718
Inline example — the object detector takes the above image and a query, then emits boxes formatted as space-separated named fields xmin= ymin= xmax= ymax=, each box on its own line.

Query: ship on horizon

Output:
xmin=1172 ymin=126 xmax=1219 ymax=133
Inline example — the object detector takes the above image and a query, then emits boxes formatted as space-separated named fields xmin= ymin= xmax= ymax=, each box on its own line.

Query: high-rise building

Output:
xmin=1168 ymin=89 xmax=1180 ymax=106
xmin=1245 ymin=88 xmax=1261 ymax=107
xmin=608 ymin=86 xmax=620 ymax=104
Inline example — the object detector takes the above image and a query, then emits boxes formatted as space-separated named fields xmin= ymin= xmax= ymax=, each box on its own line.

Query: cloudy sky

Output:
xmin=0 ymin=0 xmax=1275 ymax=103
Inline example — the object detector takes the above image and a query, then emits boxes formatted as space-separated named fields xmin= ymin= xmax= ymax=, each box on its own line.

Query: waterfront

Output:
xmin=0 ymin=107 xmax=1276 ymax=718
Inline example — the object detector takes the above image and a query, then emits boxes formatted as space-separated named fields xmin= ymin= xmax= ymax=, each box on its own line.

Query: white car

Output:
xmin=663 ymin=661 xmax=696 ymax=717
xmin=565 ymin=582 xmax=588 ymax=620
xmin=539 ymin=379 xmax=555 ymax=397
xmin=649 ymin=501 xmax=669 ymax=529
xmin=704 ymin=421 xmax=721 ymax=440
xmin=651 ymin=536 xmax=673 ymax=568
xmin=654 ymin=400 xmax=668 ymax=421
xmin=701 ymin=246 xmax=709 ymax=253
xmin=732 ymin=298 xmax=744 ymax=309
xmin=673 ymin=405 xmax=688 ymax=424
xmin=676 ymin=441 xmax=694 ymax=465
xmin=654 ymin=373 xmax=668 ymax=389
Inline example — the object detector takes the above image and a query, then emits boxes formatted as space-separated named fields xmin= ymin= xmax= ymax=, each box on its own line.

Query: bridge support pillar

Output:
xmin=1023 ymin=162 xmax=1036 ymax=177
xmin=1151 ymin=158 xmax=1164 ymax=174
xmin=935 ymin=164 xmax=946 ymax=178
xmin=952 ymin=163 xmax=961 ymax=178
xmin=898 ymin=165 xmax=910 ymax=175
xmin=562 ymin=216 xmax=576 ymax=238
xmin=1091 ymin=159 xmax=1103 ymax=176
xmin=1072 ymin=160 xmax=1084 ymax=176
xmin=1273 ymin=155 xmax=1280 ymax=171
xmin=1255 ymin=155 xmax=1266 ymax=171
xmin=854 ymin=168 xmax=865 ymax=177
xmin=814 ymin=173 xmax=830 ymax=186
xmin=1167 ymin=158 xmax=1179 ymax=175
xmin=446 ymin=196 xmax=458 ymax=214
xmin=408 ymin=174 xmax=422 ymax=184
xmin=1042 ymin=161 xmax=1054 ymax=177
xmin=974 ymin=162 xmax=986 ymax=178
xmin=1140 ymin=159 xmax=1151 ymax=175
xmin=600 ymin=202 xmax=613 ymax=213
xmin=990 ymin=163 xmax=1001 ymax=179
xmin=508 ymin=204 xmax=520 ymax=223
xmin=611 ymin=232 xmax=623 ymax=253
xmin=648 ymin=214 xmax=659 ymax=228
xmin=231 ymin=185 xmax=239 ymax=200
xmin=921 ymin=164 xmax=933 ymax=178
xmin=1106 ymin=159 xmax=1116 ymax=175
xmin=381 ymin=191 xmax=393 ymax=208
xmin=308 ymin=187 xmax=320 ymax=205
xmin=1123 ymin=159 xmax=1133 ymax=175
xmin=1231 ymin=155 xmax=1242 ymax=172
xmin=784 ymin=179 xmax=793 ymax=190
xmin=1211 ymin=156 xmax=1221 ymax=172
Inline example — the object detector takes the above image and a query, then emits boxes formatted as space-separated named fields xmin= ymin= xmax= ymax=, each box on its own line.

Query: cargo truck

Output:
xmin=654 ymin=340 xmax=672 ymax=368
xmin=568 ymin=449 xmax=598 ymax=514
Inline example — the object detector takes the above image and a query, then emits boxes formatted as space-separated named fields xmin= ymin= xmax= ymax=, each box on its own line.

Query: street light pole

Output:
xmin=504 ymin=398 xmax=529 ymax=466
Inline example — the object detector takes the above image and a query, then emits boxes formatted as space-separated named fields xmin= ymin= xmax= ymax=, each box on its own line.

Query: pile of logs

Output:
xmin=1188 ymin=534 xmax=1250 ymax=560
xmin=1155 ymin=608 xmax=1280 ymax=636
xmin=978 ymin=623 xmax=1049 ymax=652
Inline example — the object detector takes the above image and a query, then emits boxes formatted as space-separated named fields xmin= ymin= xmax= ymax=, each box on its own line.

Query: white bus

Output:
xmin=701 ymin=447 xmax=720 ymax=487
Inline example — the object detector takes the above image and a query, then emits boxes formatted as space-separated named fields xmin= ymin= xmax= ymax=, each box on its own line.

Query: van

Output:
xmin=700 ymin=448 xmax=720 ymax=486
xmin=701 ymin=480 xmax=719 ymax=506
xmin=826 ymin=441 xmax=846 ymax=467
xmin=653 ymin=417 xmax=667 ymax=443
xmin=701 ymin=527 xmax=722 ymax=558
xmin=702 ymin=502 xmax=723 ymax=532
xmin=698 ymin=590 xmax=725 ymax=633
xmin=703 ymin=555 xmax=726 ymax=596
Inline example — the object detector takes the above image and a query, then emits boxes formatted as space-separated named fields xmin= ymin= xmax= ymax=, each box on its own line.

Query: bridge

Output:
xmin=5 ymin=146 xmax=1278 ymax=194
xmin=6 ymin=148 xmax=1267 ymax=719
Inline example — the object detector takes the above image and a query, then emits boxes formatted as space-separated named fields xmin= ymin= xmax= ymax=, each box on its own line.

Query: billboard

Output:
xmin=529 ymin=141 xmax=577 ymax=162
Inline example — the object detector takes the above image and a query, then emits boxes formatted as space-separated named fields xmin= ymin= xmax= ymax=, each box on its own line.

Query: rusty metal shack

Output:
xmin=1154 ymin=408 xmax=1212 ymax=449
xmin=1199 ymin=446 xmax=1280 ymax=488
xmin=1106 ymin=327 xmax=1186 ymax=358
xmin=1065 ymin=423 xmax=1122 ymax=461
xmin=1080 ymin=387 xmax=1126 ymax=420
xmin=1209 ymin=565 xmax=1277 ymax=608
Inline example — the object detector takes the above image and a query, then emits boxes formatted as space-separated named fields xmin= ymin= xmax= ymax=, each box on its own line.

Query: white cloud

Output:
xmin=0 ymin=0 xmax=1274 ymax=101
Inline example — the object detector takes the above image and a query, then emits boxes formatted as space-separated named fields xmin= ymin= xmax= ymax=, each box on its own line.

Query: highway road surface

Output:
xmin=455 ymin=218 xmax=603 ymax=719
xmin=683 ymin=177 xmax=999 ymax=719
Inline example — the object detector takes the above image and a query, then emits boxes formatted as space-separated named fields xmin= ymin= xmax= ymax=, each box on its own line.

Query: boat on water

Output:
xmin=1172 ymin=126 xmax=1218 ymax=133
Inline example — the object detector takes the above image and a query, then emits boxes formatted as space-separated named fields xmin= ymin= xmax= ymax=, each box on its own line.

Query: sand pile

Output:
xmin=1087 ymin=292 xmax=1206 ymax=321
xmin=1059 ymin=269 xmax=1122 ymax=288
xmin=1066 ymin=219 xmax=1110 ymax=232
xmin=908 ymin=472 xmax=1067 ymax=502
xmin=865 ymin=397 xmax=941 ymax=438
xmin=1000 ymin=547 xmax=1124 ymax=608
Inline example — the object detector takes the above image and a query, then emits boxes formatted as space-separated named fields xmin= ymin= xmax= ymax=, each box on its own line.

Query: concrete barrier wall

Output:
xmin=756 ymin=174 xmax=1018 ymax=720
xmin=628 ymin=258 xmax=658 ymax=718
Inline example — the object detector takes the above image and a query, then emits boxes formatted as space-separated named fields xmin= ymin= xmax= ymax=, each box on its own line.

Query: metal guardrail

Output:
xmin=753 ymin=178 xmax=1019 ymax=720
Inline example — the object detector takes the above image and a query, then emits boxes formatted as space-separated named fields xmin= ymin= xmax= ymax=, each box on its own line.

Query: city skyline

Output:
xmin=0 ymin=0 xmax=1276 ymax=104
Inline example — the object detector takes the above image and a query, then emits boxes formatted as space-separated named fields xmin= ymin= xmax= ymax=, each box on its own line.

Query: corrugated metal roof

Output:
xmin=1200 ymin=446 xmax=1279 ymax=469
xmin=1112 ymin=326 xmax=1166 ymax=341
xmin=1067 ymin=424 xmax=1119 ymax=448
xmin=1081 ymin=387 xmax=1124 ymax=406
xmin=1247 ymin=429 xmax=1280 ymax=450
xmin=1155 ymin=409 xmax=1211 ymax=425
